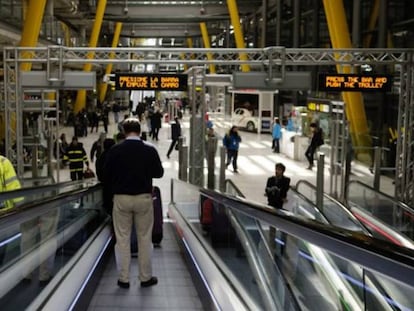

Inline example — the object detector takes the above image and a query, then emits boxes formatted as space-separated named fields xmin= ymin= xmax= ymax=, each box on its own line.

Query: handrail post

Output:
xmin=170 ymin=178 xmax=174 ymax=206
xmin=207 ymin=137 xmax=217 ymax=190
xmin=316 ymin=153 xmax=325 ymax=212
xmin=219 ymin=146 xmax=226 ymax=192
xmin=373 ymin=147 xmax=381 ymax=191
xmin=178 ymin=137 xmax=188 ymax=181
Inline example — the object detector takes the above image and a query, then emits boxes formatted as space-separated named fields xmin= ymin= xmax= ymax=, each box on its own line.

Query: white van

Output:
xmin=231 ymin=108 xmax=258 ymax=132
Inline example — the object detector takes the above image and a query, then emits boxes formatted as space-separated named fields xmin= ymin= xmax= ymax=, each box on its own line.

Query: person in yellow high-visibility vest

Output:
xmin=0 ymin=155 xmax=22 ymax=211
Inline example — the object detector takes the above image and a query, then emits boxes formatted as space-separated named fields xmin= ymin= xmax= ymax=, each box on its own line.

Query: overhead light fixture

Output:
xmin=200 ymin=1 xmax=206 ymax=15
xmin=123 ymin=0 xmax=128 ymax=14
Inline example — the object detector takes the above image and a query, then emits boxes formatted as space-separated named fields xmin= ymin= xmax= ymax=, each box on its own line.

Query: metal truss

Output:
xmin=2 ymin=46 xmax=412 ymax=66
xmin=395 ymin=55 xmax=414 ymax=205
xmin=3 ymin=46 xmax=414 ymax=205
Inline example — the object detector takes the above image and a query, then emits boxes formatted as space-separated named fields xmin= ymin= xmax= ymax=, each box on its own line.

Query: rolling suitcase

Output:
xmin=131 ymin=186 xmax=163 ymax=253
xmin=210 ymin=204 xmax=236 ymax=247
xmin=200 ymin=196 xmax=214 ymax=232
xmin=152 ymin=186 xmax=163 ymax=246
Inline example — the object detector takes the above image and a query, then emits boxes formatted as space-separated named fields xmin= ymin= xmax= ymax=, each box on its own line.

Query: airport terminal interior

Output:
xmin=1 ymin=1 xmax=414 ymax=310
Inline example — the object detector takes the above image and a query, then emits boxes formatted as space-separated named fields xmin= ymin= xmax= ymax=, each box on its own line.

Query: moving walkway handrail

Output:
xmin=347 ymin=180 xmax=414 ymax=212
xmin=0 ymin=179 xmax=97 ymax=203
xmin=295 ymin=179 xmax=373 ymax=231
xmin=224 ymin=179 xmax=301 ymax=310
xmin=225 ymin=179 xmax=245 ymax=197
xmin=0 ymin=181 xmax=101 ymax=238
xmin=199 ymin=187 xmax=414 ymax=288
xmin=0 ymin=181 xmax=107 ymax=309
xmin=168 ymin=181 xmax=258 ymax=310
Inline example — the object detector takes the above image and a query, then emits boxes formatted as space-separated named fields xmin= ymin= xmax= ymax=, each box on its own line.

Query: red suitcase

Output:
xmin=200 ymin=197 xmax=214 ymax=232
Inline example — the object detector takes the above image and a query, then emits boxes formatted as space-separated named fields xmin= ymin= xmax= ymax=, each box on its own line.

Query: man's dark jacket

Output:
xmin=103 ymin=138 xmax=164 ymax=195
xmin=265 ymin=176 xmax=290 ymax=209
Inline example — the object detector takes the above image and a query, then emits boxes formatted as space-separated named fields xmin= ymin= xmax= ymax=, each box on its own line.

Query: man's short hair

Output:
xmin=275 ymin=163 xmax=286 ymax=172
xmin=122 ymin=118 xmax=141 ymax=134
xmin=310 ymin=122 xmax=318 ymax=128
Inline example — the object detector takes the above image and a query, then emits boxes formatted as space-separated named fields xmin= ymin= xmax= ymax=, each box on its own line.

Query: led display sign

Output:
xmin=307 ymin=99 xmax=331 ymax=113
xmin=318 ymin=73 xmax=392 ymax=92
xmin=114 ymin=73 xmax=188 ymax=91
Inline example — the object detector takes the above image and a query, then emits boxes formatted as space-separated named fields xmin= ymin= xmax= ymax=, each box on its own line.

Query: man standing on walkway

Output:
xmin=104 ymin=118 xmax=164 ymax=289
xmin=265 ymin=162 xmax=290 ymax=209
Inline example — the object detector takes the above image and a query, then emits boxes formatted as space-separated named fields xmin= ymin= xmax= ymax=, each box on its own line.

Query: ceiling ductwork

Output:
xmin=54 ymin=0 xmax=79 ymax=14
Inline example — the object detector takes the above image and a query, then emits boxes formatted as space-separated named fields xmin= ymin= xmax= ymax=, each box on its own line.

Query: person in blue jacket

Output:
xmin=223 ymin=126 xmax=242 ymax=173
xmin=272 ymin=117 xmax=282 ymax=153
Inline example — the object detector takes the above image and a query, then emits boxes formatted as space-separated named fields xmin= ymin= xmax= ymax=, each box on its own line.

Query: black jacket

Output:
xmin=103 ymin=138 xmax=164 ymax=195
xmin=170 ymin=122 xmax=181 ymax=140
xmin=310 ymin=129 xmax=324 ymax=148
xmin=265 ymin=175 xmax=290 ymax=209
xmin=64 ymin=143 xmax=88 ymax=171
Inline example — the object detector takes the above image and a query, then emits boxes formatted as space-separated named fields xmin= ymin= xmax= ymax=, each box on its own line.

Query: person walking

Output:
xmin=271 ymin=117 xmax=282 ymax=153
xmin=166 ymin=116 xmax=181 ymax=159
xmin=223 ymin=126 xmax=242 ymax=173
xmin=90 ymin=132 xmax=106 ymax=163
xmin=150 ymin=108 xmax=163 ymax=141
xmin=103 ymin=118 xmax=164 ymax=289
xmin=89 ymin=109 xmax=100 ymax=133
xmin=304 ymin=122 xmax=324 ymax=169
xmin=64 ymin=136 xmax=89 ymax=181
xmin=265 ymin=162 xmax=290 ymax=209
xmin=112 ymin=101 xmax=121 ymax=124
xmin=205 ymin=121 xmax=218 ymax=162
xmin=96 ymin=138 xmax=116 ymax=216
xmin=54 ymin=133 xmax=68 ymax=168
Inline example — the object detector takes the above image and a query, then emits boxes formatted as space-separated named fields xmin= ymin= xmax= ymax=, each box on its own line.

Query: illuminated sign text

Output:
xmin=318 ymin=73 xmax=392 ymax=92
xmin=115 ymin=73 xmax=188 ymax=91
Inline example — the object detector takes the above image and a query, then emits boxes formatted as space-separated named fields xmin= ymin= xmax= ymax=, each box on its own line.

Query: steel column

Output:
xmin=74 ymin=0 xmax=107 ymax=113
xmin=99 ymin=22 xmax=123 ymax=104
xmin=20 ymin=0 xmax=47 ymax=71
xmin=226 ymin=0 xmax=249 ymax=72
xmin=199 ymin=22 xmax=216 ymax=74
xmin=188 ymin=67 xmax=205 ymax=187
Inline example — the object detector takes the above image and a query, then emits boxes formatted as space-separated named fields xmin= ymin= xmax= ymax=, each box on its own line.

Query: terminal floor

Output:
xmin=54 ymin=111 xmax=395 ymax=310
xmin=56 ymin=111 xmax=395 ymax=206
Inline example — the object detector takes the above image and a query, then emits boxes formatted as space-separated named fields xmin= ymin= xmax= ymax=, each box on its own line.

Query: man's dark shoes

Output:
xmin=141 ymin=276 xmax=158 ymax=287
xmin=117 ymin=280 xmax=130 ymax=289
